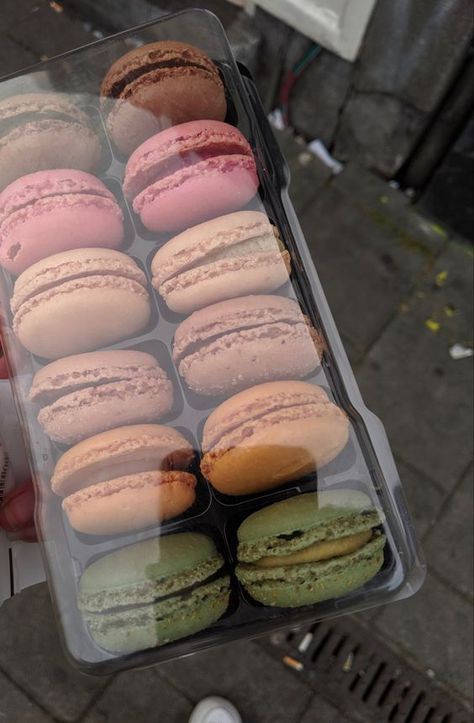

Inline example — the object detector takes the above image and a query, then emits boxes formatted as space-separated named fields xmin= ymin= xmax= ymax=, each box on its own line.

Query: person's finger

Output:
xmin=0 ymin=480 xmax=35 ymax=533
xmin=0 ymin=344 xmax=8 ymax=379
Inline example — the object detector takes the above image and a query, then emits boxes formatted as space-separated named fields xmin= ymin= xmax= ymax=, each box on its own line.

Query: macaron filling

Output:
xmin=253 ymin=530 xmax=373 ymax=568
xmin=0 ymin=110 xmax=91 ymax=137
xmin=125 ymin=126 xmax=254 ymax=201
xmin=157 ymin=231 xmax=289 ymax=297
xmin=83 ymin=575 xmax=230 ymax=651
xmin=30 ymin=360 xmax=170 ymax=405
xmin=11 ymin=257 xmax=147 ymax=314
xmin=78 ymin=554 xmax=224 ymax=612
xmin=173 ymin=304 xmax=320 ymax=364
xmin=108 ymin=60 xmax=221 ymax=100
xmin=203 ymin=389 xmax=340 ymax=452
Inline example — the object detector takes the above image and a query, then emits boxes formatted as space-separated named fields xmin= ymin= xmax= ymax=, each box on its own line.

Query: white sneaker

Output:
xmin=188 ymin=696 xmax=242 ymax=723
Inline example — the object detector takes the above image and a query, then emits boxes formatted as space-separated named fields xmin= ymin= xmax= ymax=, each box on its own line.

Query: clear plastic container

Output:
xmin=0 ymin=9 xmax=424 ymax=674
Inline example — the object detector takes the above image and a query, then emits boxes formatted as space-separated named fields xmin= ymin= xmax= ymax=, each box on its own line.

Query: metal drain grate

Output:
xmin=264 ymin=617 xmax=472 ymax=723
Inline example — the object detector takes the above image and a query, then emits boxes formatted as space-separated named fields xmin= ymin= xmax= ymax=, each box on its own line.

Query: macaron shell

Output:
xmin=62 ymin=470 xmax=197 ymax=535
xmin=51 ymin=424 xmax=193 ymax=497
xmin=29 ymin=349 xmax=162 ymax=403
xmin=13 ymin=277 xmax=150 ymax=359
xmin=158 ymin=250 xmax=290 ymax=314
xmin=37 ymin=374 xmax=173 ymax=444
xmin=237 ymin=535 xmax=385 ymax=607
xmin=85 ymin=576 xmax=230 ymax=653
xmin=201 ymin=413 xmax=349 ymax=495
xmin=0 ymin=195 xmax=124 ymax=274
xmin=0 ymin=121 xmax=101 ymax=191
xmin=136 ymin=156 xmax=258 ymax=232
xmin=150 ymin=210 xmax=277 ymax=283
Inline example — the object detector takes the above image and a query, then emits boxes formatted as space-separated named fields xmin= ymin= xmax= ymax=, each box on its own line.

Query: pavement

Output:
xmin=0 ymin=3 xmax=473 ymax=722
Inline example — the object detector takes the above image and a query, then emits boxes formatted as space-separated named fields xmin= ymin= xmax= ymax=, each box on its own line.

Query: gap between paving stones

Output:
xmin=0 ymin=661 xmax=59 ymax=723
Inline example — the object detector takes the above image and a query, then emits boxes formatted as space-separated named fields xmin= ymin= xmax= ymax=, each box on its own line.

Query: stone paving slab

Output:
xmin=298 ymin=182 xmax=432 ymax=354
xmin=0 ymin=668 xmax=52 ymax=723
xmin=356 ymin=242 xmax=473 ymax=490
xmin=0 ymin=35 xmax=38 ymax=78
xmin=374 ymin=572 xmax=474 ymax=701
xmin=395 ymin=459 xmax=446 ymax=539
xmin=299 ymin=693 xmax=354 ymax=723
xmin=160 ymin=640 xmax=313 ymax=723
xmin=0 ymin=585 xmax=109 ymax=723
xmin=424 ymin=464 xmax=473 ymax=600
xmin=6 ymin=1 xmax=93 ymax=61
xmin=83 ymin=668 xmax=193 ymax=723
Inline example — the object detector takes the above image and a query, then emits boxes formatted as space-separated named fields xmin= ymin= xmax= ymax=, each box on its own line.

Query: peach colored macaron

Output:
xmin=51 ymin=424 xmax=196 ymax=536
xmin=11 ymin=248 xmax=151 ymax=359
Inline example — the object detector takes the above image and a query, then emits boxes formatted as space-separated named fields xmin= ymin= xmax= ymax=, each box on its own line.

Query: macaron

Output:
xmin=173 ymin=295 xmax=324 ymax=395
xmin=123 ymin=121 xmax=259 ymax=232
xmin=29 ymin=350 xmax=174 ymax=444
xmin=151 ymin=211 xmax=290 ymax=314
xmin=236 ymin=490 xmax=386 ymax=607
xmin=0 ymin=170 xmax=124 ymax=274
xmin=0 ymin=93 xmax=101 ymax=190
xmin=201 ymin=381 xmax=349 ymax=496
xmin=11 ymin=248 xmax=151 ymax=359
xmin=51 ymin=424 xmax=196 ymax=535
xmin=78 ymin=532 xmax=230 ymax=653
xmin=101 ymin=41 xmax=227 ymax=156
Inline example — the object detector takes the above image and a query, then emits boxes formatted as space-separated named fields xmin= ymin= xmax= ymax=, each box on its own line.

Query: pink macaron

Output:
xmin=0 ymin=169 xmax=124 ymax=274
xmin=123 ymin=120 xmax=259 ymax=232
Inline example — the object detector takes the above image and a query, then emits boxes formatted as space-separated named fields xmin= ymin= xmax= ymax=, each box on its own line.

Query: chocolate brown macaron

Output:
xmin=51 ymin=424 xmax=196 ymax=535
xmin=201 ymin=381 xmax=349 ymax=495
xmin=101 ymin=41 xmax=227 ymax=155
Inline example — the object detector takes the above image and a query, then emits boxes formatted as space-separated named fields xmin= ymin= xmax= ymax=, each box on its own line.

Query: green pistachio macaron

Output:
xmin=78 ymin=532 xmax=230 ymax=654
xmin=236 ymin=490 xmax=386 ymax=608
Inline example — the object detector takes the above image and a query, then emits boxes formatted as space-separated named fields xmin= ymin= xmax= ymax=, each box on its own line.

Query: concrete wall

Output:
xmin=62 ymin=0 xmax=473 ymax=179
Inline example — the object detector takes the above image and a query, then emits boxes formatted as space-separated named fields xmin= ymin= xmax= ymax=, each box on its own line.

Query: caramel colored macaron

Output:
xmin=51 ymin=424 xmax=196 ymax=535
xmin=101 ymin=41 xmax=226 ymax=155
xmin=201 ymin=381 xmax=349 ymax=496
xmin=173 ymin=295 xmax=324 ymax=395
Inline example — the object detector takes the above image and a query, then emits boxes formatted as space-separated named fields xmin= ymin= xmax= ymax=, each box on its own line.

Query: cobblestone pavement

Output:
xmin=0 ymin=3 xmax=472 ymax=722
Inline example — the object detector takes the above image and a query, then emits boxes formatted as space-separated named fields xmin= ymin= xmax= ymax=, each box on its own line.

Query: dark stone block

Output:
xmin=0 ymin=585 xmax=109 ymax=722
xmin=375 ymin=573 xmax=473 ymax=700
xmin=334 ymin=92 xmax=427 ymax=177
xmin=418 ymin=115 xmax=474 ymax=242
xmin=355 ymin=0 xmax=472 ymax=114
xmin=424 ymin=465 xmax=473 ymax=599
xmin=289 ymin=51 xmax=353 ymax=146
xmin=161 ymin=640 xmax=313 ymax=723
xmin=356 ymin=242 xmax=474 ymax=490
xmin=84 ymin=669 xmax=193 ymax=723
